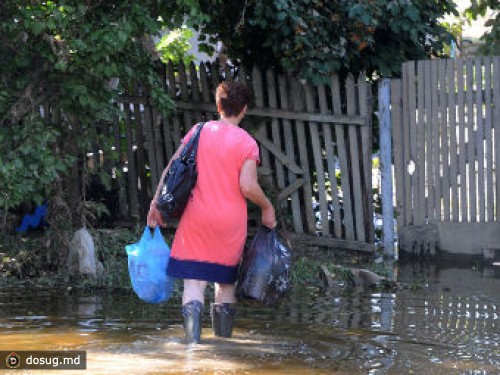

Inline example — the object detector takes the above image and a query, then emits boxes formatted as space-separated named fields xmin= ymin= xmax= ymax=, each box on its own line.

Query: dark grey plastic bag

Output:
xmin=236 ymin=226 xmax=292 ymax=307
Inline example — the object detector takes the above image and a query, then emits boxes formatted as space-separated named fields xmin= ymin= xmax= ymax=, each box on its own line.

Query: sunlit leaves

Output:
xmin=156 ymin=27 xmax=195 ymax=65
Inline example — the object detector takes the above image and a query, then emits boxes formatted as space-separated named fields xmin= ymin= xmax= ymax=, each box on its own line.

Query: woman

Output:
xmin=147 ymin=81 xmax=276 ymax=344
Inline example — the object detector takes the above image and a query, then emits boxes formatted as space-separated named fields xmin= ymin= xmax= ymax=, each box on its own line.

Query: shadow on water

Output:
xmin=0 ymin=260 xmax=499 ymax=374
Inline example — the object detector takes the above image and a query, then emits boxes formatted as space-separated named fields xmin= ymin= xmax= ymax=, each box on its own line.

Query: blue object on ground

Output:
xmin=16 ymin=202 xmax=48 ymax=233
xmin=125 ymin=226 xmax=175 ymax=304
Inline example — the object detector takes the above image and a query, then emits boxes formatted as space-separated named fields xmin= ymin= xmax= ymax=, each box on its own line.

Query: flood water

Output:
xmin=0 ymin=261 xmax=499 ymax=374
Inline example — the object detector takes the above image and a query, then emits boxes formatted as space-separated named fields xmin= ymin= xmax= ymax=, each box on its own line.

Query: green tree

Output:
xmin=193 ymin=0 xmax=458 ymax=81
xmin=0 ymin=121 xmax=73 ymax=233
xmin=0 ymin=1 xmax=206 ymax=227
xmin=464 ymin=0 xmax=500 ymax=55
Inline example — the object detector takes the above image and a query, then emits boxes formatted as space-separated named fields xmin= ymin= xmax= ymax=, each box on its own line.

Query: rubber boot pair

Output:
xmin=210 ymin=303 xmax=235 ymax=338
xmin=182 ymin=301 xmax=235 ymax=344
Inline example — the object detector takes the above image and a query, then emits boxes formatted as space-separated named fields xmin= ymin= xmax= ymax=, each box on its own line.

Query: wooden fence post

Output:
xmin=378 ymin=79 xmax=395 ymax=258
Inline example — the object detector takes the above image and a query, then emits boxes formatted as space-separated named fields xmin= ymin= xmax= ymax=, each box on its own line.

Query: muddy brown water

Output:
xmin=0 ymin=261 xmax=498 ymax=374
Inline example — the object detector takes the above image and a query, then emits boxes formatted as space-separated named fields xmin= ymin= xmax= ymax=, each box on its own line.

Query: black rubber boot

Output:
xmin=182 ymin=300 xmax=203 ymax=344
xmin=210 ymin=303 xmax=236 ymax=338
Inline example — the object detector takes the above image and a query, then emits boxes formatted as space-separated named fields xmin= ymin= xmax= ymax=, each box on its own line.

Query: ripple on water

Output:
xmin=0 ymin=260 xmax=499 ymax=374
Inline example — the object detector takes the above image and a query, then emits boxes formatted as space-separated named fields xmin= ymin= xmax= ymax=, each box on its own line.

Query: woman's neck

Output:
xmin=219 ymin=116 xmax=240 ymax=126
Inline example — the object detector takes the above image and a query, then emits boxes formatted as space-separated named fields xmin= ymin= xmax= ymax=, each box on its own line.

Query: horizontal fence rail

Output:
xmin=38 ymin=60 xmax=374 ymax=250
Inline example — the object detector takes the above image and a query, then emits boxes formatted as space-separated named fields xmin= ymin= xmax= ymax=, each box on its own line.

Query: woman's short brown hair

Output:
xmin=215 ymin=81 xmax=251 ymax=117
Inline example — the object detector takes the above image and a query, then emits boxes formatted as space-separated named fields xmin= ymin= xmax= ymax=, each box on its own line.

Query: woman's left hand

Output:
xmin=147 ymin=202 xmax=166 ymax=228
xmin=262 ymin=206 xmax=276 ymax=229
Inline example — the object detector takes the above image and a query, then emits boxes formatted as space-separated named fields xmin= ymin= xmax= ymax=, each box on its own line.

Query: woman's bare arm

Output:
xmin=239 ymin=159 xmax=276 ymax=228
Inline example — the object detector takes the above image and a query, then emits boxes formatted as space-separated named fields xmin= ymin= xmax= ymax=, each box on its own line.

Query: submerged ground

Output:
xmin=0 ymin=259 xmax=498 ymax=374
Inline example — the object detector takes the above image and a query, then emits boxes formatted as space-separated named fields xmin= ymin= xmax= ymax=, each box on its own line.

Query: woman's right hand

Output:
xmin=262 ymin=206 xmax=276 ymax=229
xmin=147 ymin=201 xmax=165 ymax=228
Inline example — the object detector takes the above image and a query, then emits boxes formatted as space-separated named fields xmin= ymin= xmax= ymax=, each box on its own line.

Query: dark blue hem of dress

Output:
xmin=167 ymin=258 xmax=238 ymax=283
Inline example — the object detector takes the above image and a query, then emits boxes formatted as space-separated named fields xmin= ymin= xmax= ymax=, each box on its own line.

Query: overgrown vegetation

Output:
xmin=193 ymin=0 xmax=458 ymax=80
xmin=1 ymin=0 xmax=486 ymax=287
xmin=0 ymin=120 xmax=73 ymax=233
xmin=0 ymin=225 xmax=394 ymax=294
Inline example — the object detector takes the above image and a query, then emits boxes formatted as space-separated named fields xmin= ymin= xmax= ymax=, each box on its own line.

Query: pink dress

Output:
xmin=166 ymin=120 xmax=260 ymax=283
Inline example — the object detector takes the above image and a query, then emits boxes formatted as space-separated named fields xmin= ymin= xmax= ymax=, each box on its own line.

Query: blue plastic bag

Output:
xmin=125 ymin=226 xmax=175 ymax=304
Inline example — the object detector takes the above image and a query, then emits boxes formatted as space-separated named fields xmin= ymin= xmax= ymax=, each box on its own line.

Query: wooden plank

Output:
xmin=346 ymin=74 xmax=365 ymax=242
xmin=252 ymin=130 xmax=304 ymax=175
xmin=237 ymin=65 xmax=247 ymax=84
xmin=439 ymin=59 xmax=450 ymax=221
xmin=475 ymin=58 xmax=485 ymax=222
xmin=277 ymin=178 xmax=307 ymax=202
xmin=251 ymin=66 xmax=272 ymax=186
xmin=332 ymin=73 xmax=355 ymax=240
xmin=150 ymin=107 xmax=165 ymax=183
xmin=210 ymin=60 xmax=220 ymax=91
xmin=431 ymin=60 xmax=441 ymax=222
xmin=291 ymin=78 xmax=317 ymax=234
xmin=161 ymin=116 xmax=174 ymax=162
xmin=288 ymin=233 xmax=375 ymax=252
xmin=318 ymin=83 xmax=342 ymax=238
xmin=266 ymin=69 xmax=286 ymax=191
xmin=379 ymin=79 xmax=395 ymax=255
xmin=199 ymin=62 xmax=211 ymax=104
xmin=466 ymin=58 xmax=477 ymax=222
xmin=402 ymin=62 xmax=412 ymax=225
xmin=416 ymin=60 xmax=426 ymax=225
xmin=166 ymin=62 xmax=182 ymax=149
xmin=124 ymin=103 xmax=139 ymax=219
xmin=357 ymin=73 xmax=374 ymax=242
xmin=493 ymin=57 xmax=500 ymax=220
xmin=424 ymin=60 xmax=435 ymax=222
xmin=278 ymin=75 xmax=303 ymax=233
xmin=447 ymin=58 xmax=459 ymax=221
xmin=189 ymin=61 xmax=203 ymax=123
xmin=305 ymin=82 xmax=330 ymax=236
xmin=165 ymin=61 xmax=176 ymax=98
xmin=391 ymin=79 xmax=405 ymax=233
xmin=224 ymin=63 xmax=233 ymax=82
xmin=483 ymin=57 xmax=494 ymax=222
xmin=457 ymin=58 xmax=467 ymax=221
xmin=133 ymin=103 xmax=148 ymax=220
xmin=142 ymin=103 xmax=159 ymax=189
xmin=178 ymin=61 xmax=194 ymax=134
xmin=407 ymin=61 xmax=418 ymax=225
xmin=112 ymin=109 xmax=129 ymax=217
xmin=174 ymin=100 xmax=366 ymax=125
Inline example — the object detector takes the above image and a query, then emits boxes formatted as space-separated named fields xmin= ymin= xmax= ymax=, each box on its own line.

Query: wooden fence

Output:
xmin=391 ymin=56 xmax=500 ymax=230
xmin=108 ymin=61 xmax=374 ymax=249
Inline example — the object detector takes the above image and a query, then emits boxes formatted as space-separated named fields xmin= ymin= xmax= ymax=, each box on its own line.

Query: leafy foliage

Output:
xmin=0 ymin=1 xmax=181 ymax=125
xmin=464 ymin=0 xmax=500 ymax=55
xmin=0 ymin=120 xmax=73 ymax=231
xmin=192 ymin=0 xmax=458 ymax=80
xmin=156 ymin=27 xmax=196 ymax=65
xmin=0 ymin=1 xmax=206 ymax=224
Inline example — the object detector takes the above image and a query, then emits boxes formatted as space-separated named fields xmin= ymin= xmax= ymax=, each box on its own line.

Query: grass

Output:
xmin=0 ymin=227 xmax=395 ymax=294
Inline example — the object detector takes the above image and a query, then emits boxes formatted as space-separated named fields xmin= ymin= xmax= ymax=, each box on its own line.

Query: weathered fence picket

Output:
xmin=392 ymin=56 xmax=500 ymax=228
xmin=80 ymin=60 xmax=375 ymax=250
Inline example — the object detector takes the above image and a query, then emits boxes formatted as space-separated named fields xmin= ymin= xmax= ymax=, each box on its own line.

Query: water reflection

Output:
xmin=0 ymin=261 xmax=498 ymax=374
